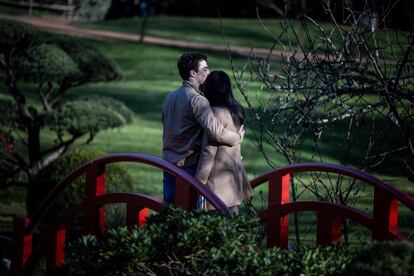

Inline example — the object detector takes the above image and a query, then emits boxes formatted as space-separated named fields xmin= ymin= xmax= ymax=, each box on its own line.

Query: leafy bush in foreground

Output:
xmin=54 ymin=206 xmax=355 ymax=275
xmin=343 ymin=241 xmax=414 ymax=276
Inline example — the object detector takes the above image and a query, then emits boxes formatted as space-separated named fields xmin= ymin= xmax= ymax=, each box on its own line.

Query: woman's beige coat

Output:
xmin=196 ymin=107 xmax=253 ymax=209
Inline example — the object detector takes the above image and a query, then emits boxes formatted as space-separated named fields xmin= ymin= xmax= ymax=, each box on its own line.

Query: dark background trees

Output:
xmin=103 ymin=0 xmax=413 ymax=31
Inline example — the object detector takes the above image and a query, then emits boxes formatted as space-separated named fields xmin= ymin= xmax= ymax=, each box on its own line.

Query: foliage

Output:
xmin=50 ymin=37 xmax=123 ymax=84
xmin=299 ymin=245 xmax=353 ymax=275
xmin=72 ymin=0 xmax=112 ymax=22
xmin=342 ymin=241 xmax=414 ymax=276
xmin=54 ymin=206 xmax=355 ymax=275
xmin=231 ymin=0 xmax=414 ymax=243
xmin=26 ymin=149 xmax=133 ymax=227
xmin=15 ymin=44 xmax=80 ymax=82
xmin=0 ymin=19 xmax=131 ymax=193
xmin=0 ymin=19 xmax=39 ymax=58
xmin=68 ymin=94 xmax=134 ymax=123
xmin=43 ymin=98 xmax=131 ymax=139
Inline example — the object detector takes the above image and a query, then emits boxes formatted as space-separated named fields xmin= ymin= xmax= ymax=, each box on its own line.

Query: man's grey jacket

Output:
xmin=162 ymin=81 xmax=241 ymax=168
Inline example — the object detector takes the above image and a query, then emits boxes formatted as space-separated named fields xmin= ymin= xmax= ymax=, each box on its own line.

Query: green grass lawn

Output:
xmin=0 ymin=16 xmax=413 ymax=242
xmin=74 ymin=16 xmax=409 ymax=58
xmin=75 ymin=16 xmax=282 ymax=50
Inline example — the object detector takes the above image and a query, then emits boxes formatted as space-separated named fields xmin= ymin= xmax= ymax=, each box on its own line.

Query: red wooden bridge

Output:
xmin=1 ymin=153 xmax=414 ymax=275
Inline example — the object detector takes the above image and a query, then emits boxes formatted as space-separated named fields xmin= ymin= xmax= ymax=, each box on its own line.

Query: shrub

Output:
xmin=299 ymin=245 xmax=353 ymax=276
xmin=43 ymin=99 xmax=129 ymax=137
xmin=342 ymin=240 xmax=414 ymax=276
xmin=55 ymin=206 xmax=355 ymax=275
xmin=50 ymin=37 xmax=123 ymax=83
xmin=15 ymin=44 xmax=79 ymax=82
xmin=72 ymin=0 xmax=112 ymax=22
xmin=26 ymin=149 xmax=133 ymax=228
xmin=1 ymin=19 xmax=131 ymax=195
xmin=0 ymin=19 xmax=39 ymax=57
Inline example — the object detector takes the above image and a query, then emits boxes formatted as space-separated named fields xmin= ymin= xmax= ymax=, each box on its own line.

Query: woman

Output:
xmin=196 ymin=71 xmax=253 ymax=213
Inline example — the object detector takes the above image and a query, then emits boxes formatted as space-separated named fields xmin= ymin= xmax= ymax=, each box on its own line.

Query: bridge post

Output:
xmin=127 ymin=203 xmax=149 ymax=227
xmin=175 ymin=176 xmax=198 ymax=211
xmin=267 ymin=172 xmax=290 ymax=248
xmin=373 ymin=186 xmax=398 ymax=240
xmin=317 ymin=211 xmax=341 ymax=245
xmin=11 ymin=217 xmax=32 ymax=276
xmin=46 ymin=224 xmax=66 ymax=269
xmin=84 ymin=163 xmax=106 ymax=237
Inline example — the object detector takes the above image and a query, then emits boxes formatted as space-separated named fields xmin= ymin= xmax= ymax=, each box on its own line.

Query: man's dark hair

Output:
xmin=177 ymin=52 xmax=207 ymax=81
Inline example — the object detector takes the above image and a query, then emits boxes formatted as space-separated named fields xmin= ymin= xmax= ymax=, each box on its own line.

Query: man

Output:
xmin=162 ymin=52 xmax=244 ymax=203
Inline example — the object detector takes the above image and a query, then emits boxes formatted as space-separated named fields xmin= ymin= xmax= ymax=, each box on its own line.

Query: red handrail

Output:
xmin=10 ymin=153 xmax=230 ymax=275
xmin=250 ymin=163 xmax=414 ymax=211
xmin=27 ymin=153 xmax=229 ymax=234
xmin=250 ymin=162 xmax=414 ymax=247
xmin=22 ymin=192 xmax=167 ymax=273
xmin=6 ymin=157 xmax=414 ymax=275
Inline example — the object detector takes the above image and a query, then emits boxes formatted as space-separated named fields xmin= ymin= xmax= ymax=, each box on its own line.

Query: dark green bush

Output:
xmin=15 ymin=44 xmax=80 ymax=82
xmin=0 ymin=19 xmax=39 ymax=57
xmin=72 ymin=95 xmax=134 ymax=124
xmin=342 ymin=240 xmax=414 ymax=276
xmin=26 ymin=149 xmax=133 ymax=227
xmin=43 ymin=99 xmax=128 ymax=137
xmin=55 ymin=206 xmax=355 ymax=275
xmin=50 ymin=37 xmax=123 ymax=83
xmin=299 ymin=245 xmax=353 ymax=276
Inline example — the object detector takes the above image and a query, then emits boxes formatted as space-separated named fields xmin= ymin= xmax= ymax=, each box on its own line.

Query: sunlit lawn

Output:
xmin=75 ymin=16 xmax=409 ymax=58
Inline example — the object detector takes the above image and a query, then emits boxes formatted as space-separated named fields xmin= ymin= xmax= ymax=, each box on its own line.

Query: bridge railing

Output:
xmin=4 ymin=156 xmax=414 ymax=274
xmin=9 ymin=153 xmax=229 ymax=275
xmin=250 ymin=163 xmax=414 ymax=248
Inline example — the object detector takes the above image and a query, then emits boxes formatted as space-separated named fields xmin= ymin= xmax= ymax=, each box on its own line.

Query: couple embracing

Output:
xmin=162 ymin=52 xmax=253 ymax=214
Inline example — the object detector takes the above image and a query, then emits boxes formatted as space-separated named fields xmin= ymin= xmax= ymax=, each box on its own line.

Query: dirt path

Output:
xmin=1 ymin=15 xmax=288 ymax=58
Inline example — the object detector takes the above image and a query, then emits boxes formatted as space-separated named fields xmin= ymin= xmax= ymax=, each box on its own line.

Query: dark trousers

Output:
xmin=163 ymin=164 xmax=198 ymax=204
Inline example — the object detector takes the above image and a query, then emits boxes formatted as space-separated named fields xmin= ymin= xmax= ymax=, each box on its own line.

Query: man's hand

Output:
xmin=238 ymin=125 xmax=245 ymax=141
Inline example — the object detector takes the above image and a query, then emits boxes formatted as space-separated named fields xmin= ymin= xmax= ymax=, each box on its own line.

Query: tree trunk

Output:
xmin=139 ymin=13 xmax=148 ymax=43
xmin=27 ymin=122 xmax=41 ymax=167
xmin=298 ymin=0 xmax=307 ymax=51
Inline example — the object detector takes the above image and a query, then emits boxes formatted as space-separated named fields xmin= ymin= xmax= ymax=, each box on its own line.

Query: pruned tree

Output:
xmin=229 ymin=0 xmax=413 ymax=242
xmin=0 ymin=19 xmax=134 ymax=190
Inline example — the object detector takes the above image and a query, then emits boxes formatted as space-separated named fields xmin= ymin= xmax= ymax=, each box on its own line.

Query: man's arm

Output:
xmin=195 ymin=132 xmax=218 ymax=184
xmin=191 ymin=95 xmax=243 ymax=146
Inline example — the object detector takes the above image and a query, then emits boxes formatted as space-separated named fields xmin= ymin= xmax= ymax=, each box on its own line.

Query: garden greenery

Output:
xmin=26 ymin=150 xmax=133 ymax=228
xmin=55 ymin=206 xmax=359 ymax=275
xmin=0 ymin=19 xmax=133 ymax=194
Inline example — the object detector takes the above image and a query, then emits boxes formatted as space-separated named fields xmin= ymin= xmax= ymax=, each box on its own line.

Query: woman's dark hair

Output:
xmin=202 ymin=71 xmax=244 ymax=126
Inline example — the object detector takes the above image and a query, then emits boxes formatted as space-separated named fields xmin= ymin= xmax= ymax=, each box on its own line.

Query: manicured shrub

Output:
xmin=49 ymin=37 xmax=123 ymax=83
xmin=43 ymin=99 xmax=130 ymax=137
xmin=1 ymin=19 xmax=132 ymax=196
xmin=0 ymin=19 xmax=39 ymax=57
xmin=26 ymin=149 xmax=133 ymax=227
xmin=342 ymin=240 xmax=414 ymax=276
xmin=15 ymin=44 xmax=79 ymax=82
xmin=54 ymin=206 xmax=355 ymax=275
